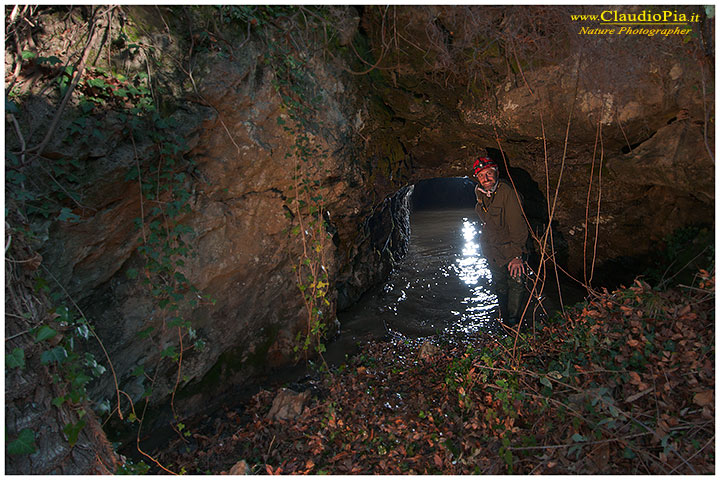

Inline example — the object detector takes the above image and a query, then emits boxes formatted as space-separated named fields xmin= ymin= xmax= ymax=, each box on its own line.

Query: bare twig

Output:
xmin=130 ymin=131 xmax=147 ymax=245
xmin=584 ymin=116 xmax=600 ymax=287
xmin=169 ymin=326 xmax=187 ymax=443
xmin=614 ymin=108 xmax=633 ymax=153
xmin=667 ymin=435 xmax=714 ymax=474
xmin=660 ymin=245 xmax=710 ymax=288
xmin=697 ymin=58 xmax=714 ymax=164
xmin=340 ymin=7 xmax=391 ymax=76
xmin=27 ymin=6 xmax=109 ymax=158
xmin=509 ymin=431 xmax=652 ymax=451
xmin=590 ymin=115 xmax=604 ymax=284
xmin=8 ymin=113 xmax=27 ymax=173
xmin=5 ymin=326 xmax=33 ymax=340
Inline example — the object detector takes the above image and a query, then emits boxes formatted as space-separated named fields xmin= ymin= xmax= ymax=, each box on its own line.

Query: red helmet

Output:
xmin=473 ymin=157 xmax=497 ymax=176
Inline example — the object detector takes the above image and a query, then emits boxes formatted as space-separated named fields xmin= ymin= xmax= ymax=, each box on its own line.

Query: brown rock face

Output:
xmin=6 ymin=6 xmax=713 ymax=445
xmin=607 ymin=121 xmax=714 ymax=203
xmin=359 ymin=5 xmax=714 ymax=276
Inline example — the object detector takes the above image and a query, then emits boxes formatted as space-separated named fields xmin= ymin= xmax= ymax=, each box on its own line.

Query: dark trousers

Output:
xmin=489 ymin=264 xmax=527 ymax=325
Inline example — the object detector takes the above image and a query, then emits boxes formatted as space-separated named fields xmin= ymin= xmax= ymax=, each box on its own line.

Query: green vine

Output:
xmin=264 ymin=19 xmax=336 ymax=360
xmin=113 ymin=39 xmax=213 ymax=453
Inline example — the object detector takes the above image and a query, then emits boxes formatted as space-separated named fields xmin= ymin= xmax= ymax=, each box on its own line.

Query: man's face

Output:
xmin=476 ymin=167 xmax=498 ymax=190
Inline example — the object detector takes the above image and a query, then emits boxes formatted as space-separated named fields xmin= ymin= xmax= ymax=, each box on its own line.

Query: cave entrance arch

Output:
xmin=398 ymin=165 xmax=550 ymax=329
xmin=332 ymin=169 xmax=547 ymax=363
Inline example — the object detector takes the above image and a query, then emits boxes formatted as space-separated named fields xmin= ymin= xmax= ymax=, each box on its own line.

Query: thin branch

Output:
xmin=668 ymin=435 xmax=714 ymax=474
xmin=697 ymin=58 xmax=714 ymax=163
xmin=590 ymin=116 xmax=604 ymax=284
xmin=509 ymin=431 xmax=652 ymax=451
xmin=584 ymin=116 xmax=600 ymax=287
xmin=339 ymin=7 xmax=391 ymax=76
xmin=5 ymin=326 xmax=33 ymax=340
xmin=27 ymin=7 xmax=109 ymax=158
xmin=660 ymin=245 xmax=711 ymax=288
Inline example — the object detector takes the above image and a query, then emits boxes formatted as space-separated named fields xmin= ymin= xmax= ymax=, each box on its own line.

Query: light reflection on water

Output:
xmin=337 ymin=208 xmax=502 ymax=341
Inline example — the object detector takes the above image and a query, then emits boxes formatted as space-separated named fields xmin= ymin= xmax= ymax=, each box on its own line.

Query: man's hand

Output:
xmin=508 ymin=257 xmax=525 ymax=279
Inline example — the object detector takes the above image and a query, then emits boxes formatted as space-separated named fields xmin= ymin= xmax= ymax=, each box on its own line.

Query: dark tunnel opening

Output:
xmin=410 ymin=177 xmax=477 ymax=210
xmin=409 ymin=165 xmax=554 ymax=270
xmin=405 ymin=162 xmax=581 ymax=309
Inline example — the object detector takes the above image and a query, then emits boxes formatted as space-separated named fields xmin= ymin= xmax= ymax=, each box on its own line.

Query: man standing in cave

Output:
xmin=472 ymin=156 xmax=529 ymax=328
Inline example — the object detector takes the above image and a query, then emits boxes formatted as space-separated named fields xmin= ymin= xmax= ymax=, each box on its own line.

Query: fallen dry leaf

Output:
xmin=693 ymin=390 xmax=714 ymax=407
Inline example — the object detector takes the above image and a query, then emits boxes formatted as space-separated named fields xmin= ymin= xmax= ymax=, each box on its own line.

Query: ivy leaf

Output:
xmin=137 ymin=326 xmax=154 ymax=339
xmin=21 ymin=51 xmax=37 ymax=60
xmin=34 ymin=277 xmax=50 ymax=293
xmin=57 ymin=207 xmax=81 ymax=223
xmin=168 ymin=317 xmax=186 ymax=328
xmin=72 ymin=372 xmax=92 ymax=390
xmin=8 ymin=429 xmax=37 ymax=455
xmin=623 ymin=446 xmax=637 ymax=459
xmin=160 ymin=346 xmax=178 ymax=361
xmin=54 ymin=306 xmax=71 ymax=324
xmin=95 ymin=399 xmax=111 ymax=415
xmin=63 ymin=419 xmax=86 ymax=447
xmin=41 ymin=346 xmax=68 ymax=365
xmin=6 ymin=348 xmax=25 ymax=369
xmin=6 ymin=99 xmax=19 ymax=114
xmin=52 ymin=396 xmax=66 ymax=408
xmin=6 ymin=170 xmax=26 ymax=185
xmin=76 ymin=323 xmax=90 ymax=340
xmin=86 ymin=77 xmax=109 ymax=89
xmin=35 ymin=325 xmax=58 ymax=343
xmin=38 ymin=55 xmax=62 ymax=65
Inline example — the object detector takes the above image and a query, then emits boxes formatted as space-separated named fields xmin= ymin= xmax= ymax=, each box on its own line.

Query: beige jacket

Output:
xmin=474 ymin=179 xmax=528 ymax=270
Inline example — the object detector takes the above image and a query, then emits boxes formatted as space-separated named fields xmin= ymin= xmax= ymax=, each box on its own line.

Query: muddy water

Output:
xmin=327 ymin=207 xmax=504 ymax=364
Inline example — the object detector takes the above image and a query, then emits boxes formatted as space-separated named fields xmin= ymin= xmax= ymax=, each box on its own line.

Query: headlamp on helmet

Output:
xmin=473 ymin=157 xmax=497 ymax=176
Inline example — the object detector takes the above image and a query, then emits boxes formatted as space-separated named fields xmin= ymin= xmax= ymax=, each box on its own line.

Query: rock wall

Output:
xmin=358 ymin=5 xmax=714 ymax=278
xmin=7 ymin=6 xmax=415 ymax=426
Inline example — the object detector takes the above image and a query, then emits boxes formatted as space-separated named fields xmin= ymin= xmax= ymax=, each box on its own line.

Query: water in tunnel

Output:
xmin=336 ymin=177 xmax=506 ymax=345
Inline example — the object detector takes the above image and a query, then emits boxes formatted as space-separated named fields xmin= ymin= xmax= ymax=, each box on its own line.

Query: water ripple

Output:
xmin=339 ymin=208 xmax=502 ymax=339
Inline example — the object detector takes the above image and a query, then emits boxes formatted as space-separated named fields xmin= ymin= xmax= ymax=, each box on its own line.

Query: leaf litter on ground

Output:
xmin=152 ymin=270 xmax=714 ymax=474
